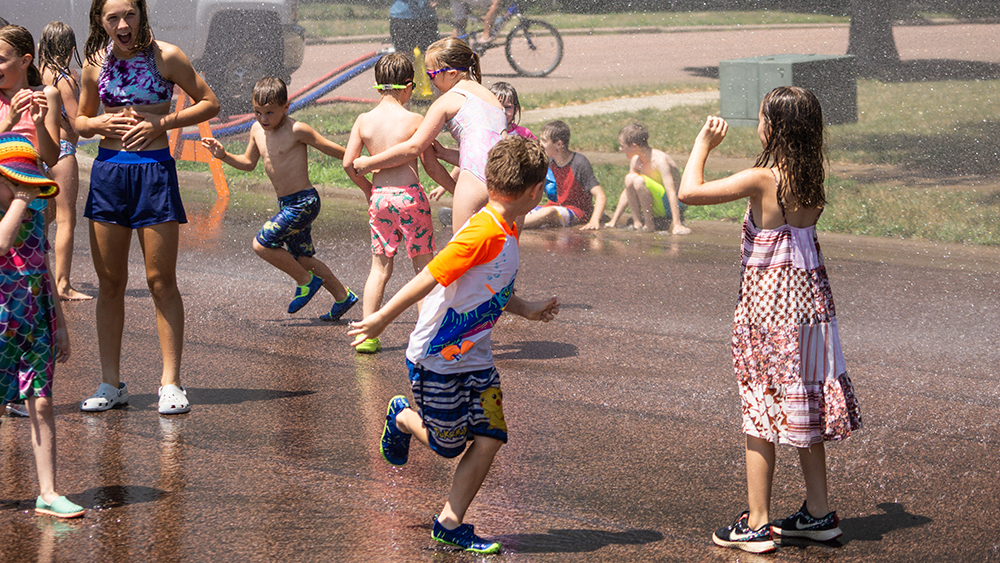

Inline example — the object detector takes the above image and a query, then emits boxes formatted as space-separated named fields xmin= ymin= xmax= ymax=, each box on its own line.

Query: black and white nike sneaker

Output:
xmin=713 ymin=511 xmax=777 ymax=553
xmin=771 ymin=500 xmax=843 ymax=541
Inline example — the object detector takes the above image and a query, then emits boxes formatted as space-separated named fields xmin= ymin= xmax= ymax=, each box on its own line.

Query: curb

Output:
xmin=303 ymin=16 xmax=990 ymax=46
xmin=306 ymin=22 xmax=850 ymax=46
xmin=521 ymin=91 xmax=720 ymax=124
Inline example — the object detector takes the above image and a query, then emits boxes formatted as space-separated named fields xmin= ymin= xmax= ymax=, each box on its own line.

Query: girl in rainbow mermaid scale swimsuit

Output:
xmin=0 ymin=133 xmax=84 ymax=519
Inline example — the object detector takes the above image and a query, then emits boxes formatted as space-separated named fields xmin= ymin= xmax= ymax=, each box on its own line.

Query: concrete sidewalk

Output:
xmin=521 ymin=90 xmax=720 ymax=123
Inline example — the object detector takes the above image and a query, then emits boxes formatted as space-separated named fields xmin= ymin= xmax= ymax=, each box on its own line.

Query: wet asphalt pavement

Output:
xmin=2 ymin=21 xmax=1000 ymax=563
xmin=1 ymin=176 xmax=997 ymax=562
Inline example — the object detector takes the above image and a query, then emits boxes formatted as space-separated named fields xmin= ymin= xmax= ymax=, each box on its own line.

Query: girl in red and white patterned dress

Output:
xmin=678 ymin=86 xmax=861 ymax=554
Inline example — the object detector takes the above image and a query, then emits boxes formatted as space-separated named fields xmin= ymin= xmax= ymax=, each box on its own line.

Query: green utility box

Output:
xmin=719 ymin=54 xmax=857 ymax=127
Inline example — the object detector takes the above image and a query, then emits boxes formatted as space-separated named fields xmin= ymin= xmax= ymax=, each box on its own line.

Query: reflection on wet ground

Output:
xmin=0 ymin=185 xmax=997 ymax=562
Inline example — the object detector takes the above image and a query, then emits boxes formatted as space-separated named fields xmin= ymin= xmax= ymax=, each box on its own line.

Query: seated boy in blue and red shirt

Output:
xmin=523 ymin=120 xmax=606 ymax=230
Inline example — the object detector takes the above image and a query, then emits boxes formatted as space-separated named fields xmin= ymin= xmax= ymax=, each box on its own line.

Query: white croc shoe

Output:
xmin=158 ymin=385 xmax=190 ymax=415
xmin=81 ymin=382 xmax=129 ymax=412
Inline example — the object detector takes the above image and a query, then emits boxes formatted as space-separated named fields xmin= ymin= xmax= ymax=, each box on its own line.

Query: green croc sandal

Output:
xmin=35 ymin=495 xmax=85 ymax=518
xmin=356 ymin=337 xmax=381 ymax=354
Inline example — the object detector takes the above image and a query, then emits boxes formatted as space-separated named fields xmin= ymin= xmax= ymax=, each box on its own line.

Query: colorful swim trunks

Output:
xmin=256 ymin=188 xmax=320 ymax=258
xmin=407 ymin=359 xmax=508 ymax=458
xmin=369 ymin=184 xmax=435 ymax=258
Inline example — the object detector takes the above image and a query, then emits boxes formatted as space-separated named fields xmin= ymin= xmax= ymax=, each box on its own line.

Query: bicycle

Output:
xmin=460 ymin=1 xmax=563 ymax=77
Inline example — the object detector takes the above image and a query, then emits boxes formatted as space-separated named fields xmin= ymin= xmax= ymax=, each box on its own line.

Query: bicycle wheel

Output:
xmin=504 ymin=19 xmax=563 ymax=77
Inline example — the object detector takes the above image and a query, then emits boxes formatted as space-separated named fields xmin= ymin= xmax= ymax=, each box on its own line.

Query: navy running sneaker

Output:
xmin=320 ymin=288 xmax=358 ymax=322
xmin=712 ymin=511 xmax=777 ymax=553
xmin=771 ymin=500 xmax=843 ymax=541
xmin=288 ymin=273 xmax=324 ymax=314
xmin=432 ymin=518 xmax=501 ymax=554
xmin=380 ymin=396 xmax=411 ymax=466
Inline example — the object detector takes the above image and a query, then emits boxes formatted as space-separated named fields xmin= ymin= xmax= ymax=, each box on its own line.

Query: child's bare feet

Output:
xmin=59 ymin=288 xmax=93 ymax=301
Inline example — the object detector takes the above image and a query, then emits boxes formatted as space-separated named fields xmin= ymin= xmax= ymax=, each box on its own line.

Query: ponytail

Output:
xmin=469 ymin=51 xmax=482 ymax=83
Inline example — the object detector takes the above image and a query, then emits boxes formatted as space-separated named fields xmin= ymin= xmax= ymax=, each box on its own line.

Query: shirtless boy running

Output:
xmin=202 ymin=77 xmax=358 ymax=320
xmin=343 ymin=53 xmax=447 ymax=353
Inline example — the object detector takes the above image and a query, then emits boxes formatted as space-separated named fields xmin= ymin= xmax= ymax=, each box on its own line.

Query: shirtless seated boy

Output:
xmin=606 ymin=122 xmax=692 ymax=234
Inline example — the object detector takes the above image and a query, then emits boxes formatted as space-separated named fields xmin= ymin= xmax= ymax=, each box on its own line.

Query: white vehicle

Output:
xmin=3 ymin=0 xmax=305 ymax=114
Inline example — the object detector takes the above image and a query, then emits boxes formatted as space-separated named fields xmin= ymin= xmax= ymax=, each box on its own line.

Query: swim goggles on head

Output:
xmin=373 ymin=81 xmax=413 ymax=90
xmin=426 ymin=67 xmax=468 ymax=79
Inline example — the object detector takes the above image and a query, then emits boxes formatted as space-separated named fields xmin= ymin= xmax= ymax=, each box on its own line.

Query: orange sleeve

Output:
xmin=426 ymin=212 xmax=508 ymax=287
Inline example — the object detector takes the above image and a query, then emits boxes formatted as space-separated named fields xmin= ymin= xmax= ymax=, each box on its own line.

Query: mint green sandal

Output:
xmin=35 ymin=495 xmax=84 ymax=518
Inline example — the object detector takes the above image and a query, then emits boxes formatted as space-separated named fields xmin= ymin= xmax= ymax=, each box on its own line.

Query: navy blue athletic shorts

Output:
xmin=85 ymin=147 xmax=187 ymax=228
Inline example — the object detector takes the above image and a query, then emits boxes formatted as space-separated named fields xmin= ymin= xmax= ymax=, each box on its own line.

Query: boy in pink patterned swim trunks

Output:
xmin=344 ymin=53 xmax=442 ymax=353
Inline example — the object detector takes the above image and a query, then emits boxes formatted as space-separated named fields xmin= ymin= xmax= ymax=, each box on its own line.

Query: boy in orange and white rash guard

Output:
xmin=348 ymin=136 xmax=559 ymax=554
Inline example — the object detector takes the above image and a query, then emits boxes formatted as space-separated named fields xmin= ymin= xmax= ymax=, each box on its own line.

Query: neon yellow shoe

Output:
xmin=356 ymin=337 xmax=381 ymax=354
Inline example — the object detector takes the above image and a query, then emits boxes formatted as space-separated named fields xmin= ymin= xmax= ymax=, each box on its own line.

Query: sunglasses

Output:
xmin=426 ymin=66 xmax=468 ymax=79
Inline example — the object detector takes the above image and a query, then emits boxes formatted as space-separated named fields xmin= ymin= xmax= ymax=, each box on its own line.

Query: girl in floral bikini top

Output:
xmin=75 ymin=0 xmax=219 ymax=418
xmin=97 ymin=41 xmax=174 ymax=108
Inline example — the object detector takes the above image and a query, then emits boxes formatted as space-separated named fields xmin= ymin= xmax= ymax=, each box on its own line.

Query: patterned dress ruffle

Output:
xmin=733 ymin=203 xmax=861 ymax=447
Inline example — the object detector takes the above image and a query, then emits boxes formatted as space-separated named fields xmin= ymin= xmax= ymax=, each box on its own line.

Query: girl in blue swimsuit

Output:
xmin=39 ymin=21 xmax=91 ymax=301
xmin=76 ymin=0 xmax=219 ymax=416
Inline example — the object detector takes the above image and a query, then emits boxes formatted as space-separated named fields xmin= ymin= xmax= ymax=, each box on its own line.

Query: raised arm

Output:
xmin=342 ymin=117 xmax=373 ymax=198
xmin=122 ymin=41 xmax=220 ymax=151
xmin=201 ymin=130 xmax=260 ymax=172
xmin=679 ymin=116 xmax=765 ymax=205
xmin=0 ymin=184 xmax=38 ymax=254
xmin=32 ymin=86 xmax=62 ymax=167
xmin=347 ymin=267 xmax=439 ymax=345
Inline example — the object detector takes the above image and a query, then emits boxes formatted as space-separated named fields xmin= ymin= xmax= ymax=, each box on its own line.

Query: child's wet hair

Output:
xmin=619 ymin=123 xmax=649 ymax=147
xmin=374 ymin=52 xmax=414 ymax=89
xmin=425 ymin=37 xmax=482 ymax=83
xmin=84 ymin=0 xmax=154 ymax=65
xmin=540 ymin=120 xmax=570 ymax=147
xmin=490 ymin=81 xmax=521 ymax=123
xmin=252 ymin=77 xmax=288 ymax=107
xmin=38 ymin=22 xmax=81 ymax=79
xmin=486 ymin=136 xmax=548 ymax=200
xmin=755 ymin=86 xmax=826 ymax=209
xmin=0 ymin=25 xmax=42 ymax=87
